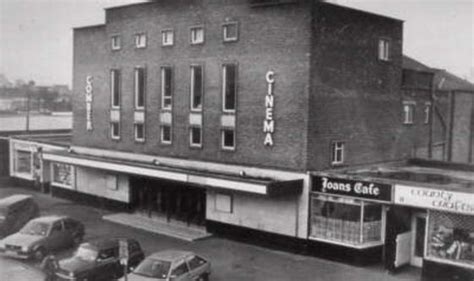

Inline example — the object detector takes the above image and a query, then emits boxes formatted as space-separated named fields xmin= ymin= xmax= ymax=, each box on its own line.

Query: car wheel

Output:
xmin=198 ymin=273 xmax=209 ymax=281
xmin=33 ymin=247 xmax=46 ymax=261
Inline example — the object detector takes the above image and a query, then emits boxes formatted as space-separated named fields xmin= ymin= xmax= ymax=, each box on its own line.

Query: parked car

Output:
xmin=0 ymin=194 xmax=39 ymax=238
xmin=128 ymin=250 xmax=211 ymax=281
xmin=0 ymin=255 xmax=46 ymax=280
xmin=0 ymin=215 xmax=84 ymax=260
xmin=55 ymin=237 xmax=145 ymax=281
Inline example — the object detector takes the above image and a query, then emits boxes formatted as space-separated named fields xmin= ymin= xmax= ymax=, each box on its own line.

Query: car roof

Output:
xmin=148 ymin=250 xmax=195 ymax=262
xmin=31 ymin=215 xmax=68 ymax=223
xmin=0 ymin=194 xmax=33 ymax=207
xmin=81 ymin=237 xmax=137 ymax=249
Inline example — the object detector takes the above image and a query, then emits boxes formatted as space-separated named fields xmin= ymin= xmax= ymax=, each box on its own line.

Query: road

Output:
xmin=0 ymin=185 xmax=421 ymax=281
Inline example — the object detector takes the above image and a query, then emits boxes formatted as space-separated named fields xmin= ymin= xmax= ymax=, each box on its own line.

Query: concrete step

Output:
xmin=102 ymin=213 xmax=212 ymax=242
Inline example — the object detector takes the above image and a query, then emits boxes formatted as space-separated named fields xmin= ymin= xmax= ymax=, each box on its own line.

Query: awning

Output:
xmin=43 ymin=151 xmax=303 ymax=196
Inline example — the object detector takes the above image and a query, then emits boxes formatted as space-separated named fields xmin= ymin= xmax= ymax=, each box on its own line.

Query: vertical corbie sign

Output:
xmin=85 ymin=75 xmax=93 ymax=131
xmin=263 ymin=71 xmax=275 ymax=146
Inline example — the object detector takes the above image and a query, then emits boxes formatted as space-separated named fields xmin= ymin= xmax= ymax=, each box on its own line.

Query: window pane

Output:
xmin=191 ymin=127 xmax=201 ymax=145
xmin=224 ymin=24 xmax=238 ymax=40
xmin=136 ymin=68 xmax=145 ymax=108
xmin=222 ymin=129 xmax=234 ymax=148
xmin=52 ymin=163 xmax=72 ymax=187
xmin=136 ymin=124 xmax=144 ymax=140
xmin=161 ymin=125 xmax=171 ymax=143
xmin=191 ymin=66 xmax=202 ymax=109
xmin=16 ymin=151 xmax=31 ymax=174
xmin=111 ymin=122 xmax=120 ymax=138
xmin=162 ymin=68 xmax=172 ymax=108
xmin=224 ymin=65 xmax=236 ymax=111
xmin=111 ymin=70 xmax=120 ymax=107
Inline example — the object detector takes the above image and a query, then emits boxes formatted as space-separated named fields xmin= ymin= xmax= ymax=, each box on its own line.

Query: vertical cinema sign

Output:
xmin=85 ymin=75 xmax=93 ymax=131
xmin=263 ymin=71 xmax=275 ymax=146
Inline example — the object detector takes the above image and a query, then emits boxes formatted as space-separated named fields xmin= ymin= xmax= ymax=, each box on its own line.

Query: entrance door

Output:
xmin=410 ymin=212 xmax=427 ymax=267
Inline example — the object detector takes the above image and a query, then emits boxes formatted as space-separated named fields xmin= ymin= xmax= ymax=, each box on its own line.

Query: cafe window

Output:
xmin=427 ymin=211 xmax=474 ymax=268
xmin=15 ymin=150 xmax=32 ymax=174
xmin=52 ymin=163 xmax=73 ymax=189
xmin=310 ymin=195 xmax=384 ymax=247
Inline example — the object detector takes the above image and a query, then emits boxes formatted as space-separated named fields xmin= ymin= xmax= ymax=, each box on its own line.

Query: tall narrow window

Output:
xmin=403 ymin=103 xmax=415 ymax=124
xmin=190 ymin=27 xmax=204 ymax=45
xmin=111 ymin=35 xmax=121 ymax=50
xmin=331 ymin=141 xmax=344 ymax=165
xmin=111 ymin=122 xmax=120 ymax=139
xmin=223 ymin=22 xmax=238 ymax=42
xmin=162 ymin=30 xmax=174 ymax=46
xmin=222 ymin=129 xmax=235 ymax=150
xmin=135 ymin=33 xmax=147 ymax=48
xmin=424 ymin=103 xmax=431 ymax=124
xmin=222 ymin=64 xmax=237 ymax=112
xmin=161 ymin=67 xmax=173 ymax=109
xmin=110 ymin=69 xmax=120 ymax=108
xmin=134 ymin=67 xmax=145 ymax=109
xmin=161 ymin=125 xmax=172 ymax=144
xmin=135 ymin=123 xmax=145 ymax=142
xmin=378 ymin=38 xmax=390 ymax=61
xmin=190 ymin=127 xmax=202 ymax=147
xmin=190 ymin=65 xmax=203 ymax=110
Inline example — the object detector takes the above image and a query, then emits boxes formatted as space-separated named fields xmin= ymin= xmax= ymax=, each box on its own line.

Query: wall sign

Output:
xmin=263 ymin=71 xmax=275 ymax=146
xmin=394 ymin=184 xmax=474 ymax=215
xmin=312 ymin=175 xmax=392 ymax=202
xmin=85 ymin=75 xmax=93 ymax=131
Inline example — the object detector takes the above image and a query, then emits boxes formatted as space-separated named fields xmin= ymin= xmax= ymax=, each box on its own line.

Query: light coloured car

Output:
xmin=128 ymin=250 xmax=211 ymax=281
xmin=0 ymin=215 xmax=84 ymax=261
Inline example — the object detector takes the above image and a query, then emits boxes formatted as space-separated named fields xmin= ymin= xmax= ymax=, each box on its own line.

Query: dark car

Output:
xmin=55 ymin=237 xmax=145 ymax=281
xmin=0 ymin=215 xmax=85 ymax=261
xmin=0 ymin=194 xmax=39 ymax=238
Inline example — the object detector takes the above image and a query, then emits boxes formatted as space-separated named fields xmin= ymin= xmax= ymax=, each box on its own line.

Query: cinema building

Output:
xmin=16 ymin=0 xmax=470 ymax=279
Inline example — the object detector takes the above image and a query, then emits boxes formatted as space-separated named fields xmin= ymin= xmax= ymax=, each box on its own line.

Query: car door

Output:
xmin=46 ymin=221 xmax=68 ymax=251
xmin=169 ymin=260 xmax=191 ymax=281
xmin=186 ymin=255 xmax=207 ymax=280
xmin=96 ymin=247 xmax=119 ymax=280
xmin=63 ymin=219 xmax=81 ymax=246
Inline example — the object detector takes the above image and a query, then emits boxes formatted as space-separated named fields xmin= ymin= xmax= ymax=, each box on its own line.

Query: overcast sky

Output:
xmin=0 ymin=0 xmax=473 ymax=87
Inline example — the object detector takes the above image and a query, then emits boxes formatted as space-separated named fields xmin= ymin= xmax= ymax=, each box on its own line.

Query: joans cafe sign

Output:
xmin=312 ymin=175 xmax=392 ymax=202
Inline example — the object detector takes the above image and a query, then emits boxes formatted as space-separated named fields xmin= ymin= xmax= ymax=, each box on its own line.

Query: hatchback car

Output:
xmin=0 ymin=215 xmax=85 ymax=261
xmin=0 ymin=194 xmax=39 ymax=238
xmin=128 ymin=250 xmax=211 ymax=281
xmin=55 ymin=237 xmax=145 ymax=281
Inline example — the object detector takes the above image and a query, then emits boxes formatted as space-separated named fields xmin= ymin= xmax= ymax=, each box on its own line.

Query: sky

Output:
xmin=0 ymin=0 xmax=473 ymax=87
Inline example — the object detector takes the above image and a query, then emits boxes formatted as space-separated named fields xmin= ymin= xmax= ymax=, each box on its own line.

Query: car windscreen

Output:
xmin=74 ymin=246 xmax=98 ymax=261
xmin=133 ymin=258 xmax=171 ymax=279
xmin=19 ymin=221 xmax=49 ymax=236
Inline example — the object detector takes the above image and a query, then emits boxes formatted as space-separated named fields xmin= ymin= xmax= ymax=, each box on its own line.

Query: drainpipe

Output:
xmin=428 ymin=72 xmax=436 ymax=158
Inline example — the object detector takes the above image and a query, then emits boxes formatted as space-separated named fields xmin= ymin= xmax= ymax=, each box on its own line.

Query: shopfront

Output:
xmin=393 ymin=184 xmax=474 ymax=280
xmin=308 ymin=174 xmax=392 ymax=264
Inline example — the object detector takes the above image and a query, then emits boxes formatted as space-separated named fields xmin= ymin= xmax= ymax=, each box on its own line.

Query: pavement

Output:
xmin=0 ymin=184 xmax=422 ymax=281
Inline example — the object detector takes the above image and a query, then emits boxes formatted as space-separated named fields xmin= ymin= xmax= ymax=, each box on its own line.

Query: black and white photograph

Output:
xmin=0 ymin=0 xmax=473 ymax=280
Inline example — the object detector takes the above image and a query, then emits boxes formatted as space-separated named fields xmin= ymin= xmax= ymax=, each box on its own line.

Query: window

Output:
xmin=111 ymin=122 xmax=120 ymax=139
xmin=215 ymin=193 xmax=232 ymax=213
xmin=161 ymin=125 xmax=172 ymax=144
xmin=161 ymin=67 xmax=173 ymax=109
xmin=134 ymin=67 xmax=146 ymax=109
xmin=15 ymin=150 xmax=32 ymax=174
xmin=98 ymin=248 xmax=116 ymax=260
xmin=110 ymin=69 xmax=120 ymax=108
xmin=222 ymin=64 xmax=237 ymax=112
xmin=187 ymin=256 xmax=207 ymax=271
xmin=378 ymin=38 xmax=390 ymax=61
xmin=52 ymin=163 xmax=73 ymax=189
xmin=427 ymin=211 xmax=474 ymax=267
xmin=310 ymin=195 xmax=384 ymax=246
xmin=331 ymin=141 xmax=344 ymax=165
xmin=223 ymin=22 xmax=238 ymax=42
xmin=162 ymin=29 xmax=174 ymax=46
xmin=171 ymin=262 xmax=189 ymax=277
xmin=135 ymin=123 xmax=145 ymax=142
xmin=221 ymin=129 xmax=235 ymax=150
xmin=190 ymin=65 xmax=203 ymax=111
xmin=190 ymin=127 xmax=202 ymax=147
xmin=111 ymin=35 xmax=121 ymax=50
xmin=51 ymin=222 xmax=63 ymax=233
xmin=424 ymin=103 xmax=431 ymax=124
xmin=190 ymin=26 xmax=204 ymax=45
xmin=135 ymin=33 xmax=147 ymax=48
xmin=403 ymin=103 xmax=415 ymax=124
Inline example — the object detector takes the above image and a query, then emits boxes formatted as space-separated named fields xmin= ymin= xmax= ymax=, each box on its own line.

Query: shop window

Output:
xmin=190 ymin=127 xmax=202 ymax=147
xmin=110 ymin=69 xmax=120 ymax=108
xmin=15 ymin=150 xmax=32 ymax=174
xmin=161 ymin=29 xmax=174 ymax=46
xmin=221 ymin=129 xmax=235 ymax=150
xmin=190 ymin=65 xmax=203 ymax=111
xmin=190 ymin=26 xmax=204 ymax=45
xmin=427 ymin=211 xmax=474 ymax=267
xmin=403 ymin=103 xmax=415 ymax=124
xmin=378 ymin=38 xmax=390 ymax=61
xmin=134 ymin=67 xmax=146 ymax=109
xmin=424 ymin=103 xmax=431 ymax=124
xmin=135 ymin=33 xmax=147 ymax=48
xmin=135 ymin=123 xmax=145 ymax=142
xmin=215 ymin=193 xmax=233 ymax=213
xmin=52 ymin=163 xmax=73 ymax=189
xmin=161 ymin=125 xmax=172 ymax=144
xmin=310 ymin=195 xmax=384 ymax=247
xmin=161 ymin=67 xmax=173 ymax=109
xmin=222 ymin=64 xmax=237 ymax=112
xmin=111 ymin=122 xmax=120 ymax=139
xmin=331 ymin=141 xmax=344 ymax=165
xmin=223 ymin=22 xmax=238 ymax=42
xmin=111 ymin=35 xmax=121 ymax=50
